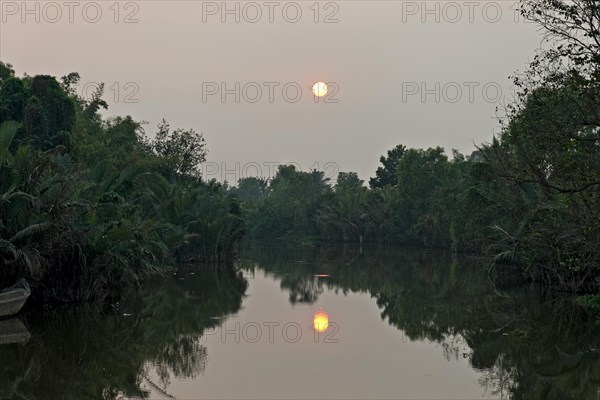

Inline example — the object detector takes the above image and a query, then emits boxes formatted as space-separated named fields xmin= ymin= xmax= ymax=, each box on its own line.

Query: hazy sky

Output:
xmin=1 ymin=0 xmax=543 ymax=182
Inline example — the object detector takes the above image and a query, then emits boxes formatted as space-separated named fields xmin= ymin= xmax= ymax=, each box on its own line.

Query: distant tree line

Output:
xmin=0 ymin=0 xmax=597 ymax=303
xmin=0 ymin=64 xmax=243 ymax=304
xmin=232 ymin=0 xmax=600 ymax=294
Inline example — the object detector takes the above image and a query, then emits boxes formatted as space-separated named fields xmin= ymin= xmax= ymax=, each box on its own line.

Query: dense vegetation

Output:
xmin=4 ymin=244 xmax=597 ymax=399
xmin=236 ymin=0 xmax=600 ymax=294
xmin=1 ymin=0 xmax=598 ymax=304
xmin=240 ymin=243 xmax=600 ymax=400
xmin=1 ymin=265 xmax=248 ymax=399
xmin=0 ymin=64 xmax=244 ymax=304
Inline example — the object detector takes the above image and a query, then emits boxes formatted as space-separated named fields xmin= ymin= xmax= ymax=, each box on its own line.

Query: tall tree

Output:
xmin=144 ymin=119 xmax=207 ymax=178
xmin=369 ymin=144 xmax=406 ymax=188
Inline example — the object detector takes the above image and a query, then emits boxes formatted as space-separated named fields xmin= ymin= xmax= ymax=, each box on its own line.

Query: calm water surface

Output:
xmin=1 ymin=244 xmax=599 ymax=399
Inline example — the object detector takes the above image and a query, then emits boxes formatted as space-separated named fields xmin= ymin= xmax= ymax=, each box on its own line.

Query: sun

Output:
xmin=313 ymin=310 xmax=329 ymax=333
xmin=312 ymin=82 xmax=328 ymax=97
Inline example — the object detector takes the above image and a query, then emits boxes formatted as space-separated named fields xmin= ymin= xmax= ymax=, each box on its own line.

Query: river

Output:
xmin=1 ymin=243 xmax=598 ymax=399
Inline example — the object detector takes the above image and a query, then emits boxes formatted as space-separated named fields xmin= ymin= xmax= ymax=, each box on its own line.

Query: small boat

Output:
xmin=0 ymin=317 xmax=31 ymax=345
xmin=0 ymin=279 xmax=31 ymax=318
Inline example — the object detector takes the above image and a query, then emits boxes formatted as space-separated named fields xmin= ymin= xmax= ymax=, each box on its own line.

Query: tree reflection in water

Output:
xmin=2 ymin=243 xmax=599 ymax=399
xmin=240 ymin=242 xmax=600 ymax=400
xmin=0 ymin=264 xmax=247 ymax=400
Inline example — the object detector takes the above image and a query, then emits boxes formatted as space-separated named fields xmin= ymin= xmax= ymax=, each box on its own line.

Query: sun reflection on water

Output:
xmin=313 ymin=310 xmax=329 ymax=333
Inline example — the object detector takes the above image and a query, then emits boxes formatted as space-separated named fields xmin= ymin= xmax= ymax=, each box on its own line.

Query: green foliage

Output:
xmin=142 ymin=119 xmax=207 ymax=178
xmin=0 ymin=71 xmax=75 ymax=151
xmin=0 ymin=265 xmax=248 ymax=399
xmin=230 ymin=177 xmax=269 ymax=203
xmin=0 ymin=120 xmax=20 ymax=157
xmin=369 ymin=144 xmax=406 ymax=188
xmin=1 ymin=0 xmax=600 ymax=303
xmin=27 ymin=75 xmax=76 ymax=148
xmin=316 ymin=172 xmax=368 ymax=242
xmin=242 ymin=165 xmax=331 ymax=239
xmin=0 ymin=62 xmax=15 ymax=81
xmin=576 ymin=294 xmax=600 ymax=311
xmin=0 ymin=77 xmax=27 ymax=122
xmin=240 ymin=243 xmax=600 ymax=400
xmin=0 ymin=65 xmax=244 ymax=304
xmin=231 ymin=0 xmax=600 ymax=294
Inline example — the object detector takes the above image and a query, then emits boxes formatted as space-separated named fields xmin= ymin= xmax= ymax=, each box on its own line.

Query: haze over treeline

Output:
xmin=0 ymin=0 xmax=599 ymax=306
xmin=1 ymin=0 xmax=542 ymax=181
